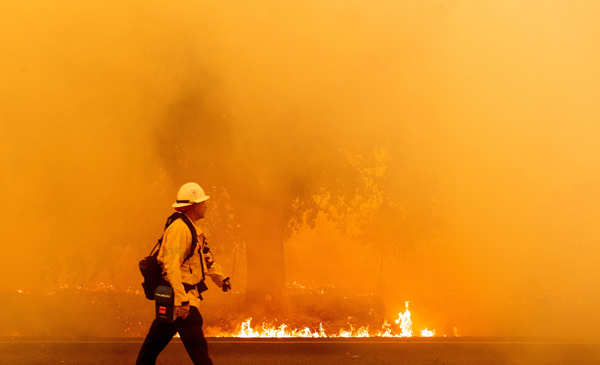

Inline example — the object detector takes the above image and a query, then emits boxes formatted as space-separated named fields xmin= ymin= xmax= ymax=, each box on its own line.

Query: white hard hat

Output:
xmin=172 ymin=182 xmax=210 ymax=208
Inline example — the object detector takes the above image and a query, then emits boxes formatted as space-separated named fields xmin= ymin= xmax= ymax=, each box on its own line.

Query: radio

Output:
xmin=154 ymin=285 xmax=175 ymax=323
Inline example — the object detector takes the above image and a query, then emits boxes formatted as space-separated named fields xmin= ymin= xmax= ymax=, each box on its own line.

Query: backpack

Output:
xmin=139 ymin=212 xmax=198 ymax=300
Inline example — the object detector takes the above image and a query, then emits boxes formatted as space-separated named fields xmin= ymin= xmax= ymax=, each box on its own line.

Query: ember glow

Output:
xmin=228 ymin=301 xmax=437 ymax=338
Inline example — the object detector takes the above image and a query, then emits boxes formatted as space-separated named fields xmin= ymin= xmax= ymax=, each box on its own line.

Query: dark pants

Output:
xmin=136 ymin=306 xmax=213 ymax=365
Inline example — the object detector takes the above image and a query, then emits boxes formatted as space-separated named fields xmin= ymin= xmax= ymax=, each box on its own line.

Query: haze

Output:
xmin=1 ymin=0 xmax=599 ymax=340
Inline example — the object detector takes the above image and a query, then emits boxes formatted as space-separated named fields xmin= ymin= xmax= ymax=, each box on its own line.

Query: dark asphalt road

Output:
xmin=1 ymin=339 xmax=599 ymax=365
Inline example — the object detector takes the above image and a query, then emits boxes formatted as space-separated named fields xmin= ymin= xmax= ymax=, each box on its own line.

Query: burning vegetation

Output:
xmin=229 ymin=301 xmax=436 ymax=338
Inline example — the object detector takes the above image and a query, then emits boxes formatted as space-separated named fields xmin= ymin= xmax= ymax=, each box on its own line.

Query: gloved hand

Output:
xmin=175 ymin=303 xmax=190 ymax=319
xmin=222 ymin=277 xmax=231 ymax=292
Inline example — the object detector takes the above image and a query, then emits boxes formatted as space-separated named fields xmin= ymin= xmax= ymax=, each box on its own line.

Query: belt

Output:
xmin=183 ymin=282 xmax=206 ymax=300
xmin=183 ymin=283 xmax=196 ymax=292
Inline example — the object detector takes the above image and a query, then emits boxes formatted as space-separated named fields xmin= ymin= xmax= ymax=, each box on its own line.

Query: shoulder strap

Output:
xmin=176 ymin=213 xmax=198 ymax=263
xmin=150 ymin=212 xmax=198 ymax=263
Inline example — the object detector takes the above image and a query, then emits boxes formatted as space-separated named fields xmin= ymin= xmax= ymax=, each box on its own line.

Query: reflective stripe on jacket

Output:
xmin=156 ymin=216 xmax=226 ymax=308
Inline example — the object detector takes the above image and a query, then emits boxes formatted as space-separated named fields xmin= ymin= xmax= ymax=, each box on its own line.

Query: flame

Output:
xmin=229 ymin=301 xmax=438 ymax=338
xmin=394 ymin=301 xmax=413 ymax=337
xmin=337 ymin=325 xmax=353 ymax=338
xmin=356 ymin=326 xmax=370 ymax=337
xmin=236 ymin=318 xmax=329 ymax=338
xmin=376 ymin=320 xmax=393 ymax=337
xmin=318 ymin=323 xmax=327 ymax=337
xmin=420 ymin=328 xmax=435 ymax=337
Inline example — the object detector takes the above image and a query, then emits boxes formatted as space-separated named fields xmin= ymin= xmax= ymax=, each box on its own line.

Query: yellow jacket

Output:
xmin=156 ymin=216 xmax=226 ymax=308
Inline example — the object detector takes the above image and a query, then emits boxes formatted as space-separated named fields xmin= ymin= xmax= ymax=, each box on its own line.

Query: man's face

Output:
xmin=193 ymin=201 xmax=208 ymax=218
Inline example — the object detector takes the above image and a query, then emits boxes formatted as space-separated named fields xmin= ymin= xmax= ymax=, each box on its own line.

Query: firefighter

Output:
xmin=136 ymin=182 xmax=231 ymax=365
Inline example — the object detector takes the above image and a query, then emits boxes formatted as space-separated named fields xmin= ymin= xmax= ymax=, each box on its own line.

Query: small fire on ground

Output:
xmin=224 ymin=301 xmax=438 ymax=338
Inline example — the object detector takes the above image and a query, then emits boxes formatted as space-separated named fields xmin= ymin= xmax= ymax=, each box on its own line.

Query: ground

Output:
xmin=1 ymin=339 xmax=599 ymax=365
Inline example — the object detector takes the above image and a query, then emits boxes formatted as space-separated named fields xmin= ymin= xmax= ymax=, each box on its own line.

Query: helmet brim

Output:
xmin=172 ymin=195 xmax=210 ymax=208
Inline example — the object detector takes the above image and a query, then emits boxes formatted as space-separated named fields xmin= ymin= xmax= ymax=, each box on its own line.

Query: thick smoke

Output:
xmin=1 ymin=0 xmax=599 ymax=340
